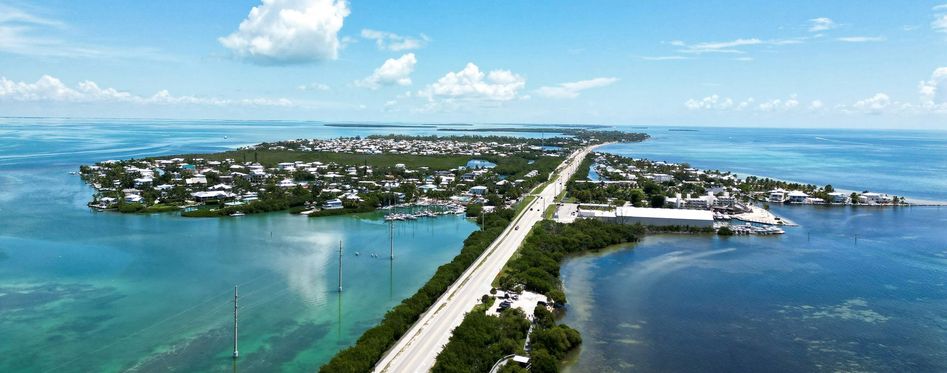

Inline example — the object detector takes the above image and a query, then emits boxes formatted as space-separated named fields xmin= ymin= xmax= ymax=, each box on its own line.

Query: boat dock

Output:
xmin=732 ymin=206 xmax=797 ymax=226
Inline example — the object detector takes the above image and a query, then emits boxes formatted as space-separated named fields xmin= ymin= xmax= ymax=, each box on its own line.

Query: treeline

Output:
xmin=367 ymin=134 xmax=573 ymax=147
xmin=181 ymin=193 xmax=311 ymax=217
xmin=526 ymin=308 xmax=583 ymax=373
xmin=432 ymin=307 xmax=531 ymax=373
xmin=433 ymin=304 xmax=582 ymax=373
xmin=305 ymin=205 xmax=376 ymax=217
xmin=497 ymin=219 xmax=645 ymax=303
xmin=435 ymin=219 xmax=636 ymax=373
xmin=319 ymin=209 xmax=516 ymax=373
xmin=434 ymin=128 xmax=650 ymax=144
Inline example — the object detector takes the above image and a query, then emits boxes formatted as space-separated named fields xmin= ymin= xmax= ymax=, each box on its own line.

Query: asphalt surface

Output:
xmin=373 ymin=145 xmax=597 ymax=373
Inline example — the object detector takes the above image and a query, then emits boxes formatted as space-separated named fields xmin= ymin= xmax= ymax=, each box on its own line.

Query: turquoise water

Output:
xmin=563 ymin=128 xmax=947 ymax=372
xmin=5 ymin=120 xmax=946 ymax=372
xmin=0 ymin=118 xmax=497 ymax=372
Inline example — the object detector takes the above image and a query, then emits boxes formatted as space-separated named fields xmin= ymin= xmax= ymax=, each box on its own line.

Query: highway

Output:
xmin=373 ymin=144 xmax=598 ymax=373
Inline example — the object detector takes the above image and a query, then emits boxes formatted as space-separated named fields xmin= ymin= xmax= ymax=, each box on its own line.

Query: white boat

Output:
xmin=230 ymin=212 xmax=246 ymax=217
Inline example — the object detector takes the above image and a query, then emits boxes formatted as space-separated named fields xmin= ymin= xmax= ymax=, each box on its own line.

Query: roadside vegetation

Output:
xmin=319 ymin=208 xmax=515 ymax=373
xmin=433 ymin=219 xmax=642 ymax=373
xmin=497 ymin=219 xmax=644 ymax=304
xmin=432 ymin=308 xmax=531 ymax=373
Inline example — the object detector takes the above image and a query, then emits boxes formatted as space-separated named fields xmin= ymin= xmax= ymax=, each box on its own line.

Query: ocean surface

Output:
xmin=563 ymin=127 xmax=947 ymax=372
xmin=598 ymin=127 xmax=947 ymax=202
xmin=3 ymin=119 xmax=946 ymax=372
xmin=0 ymin=118 xmax=563 ymax=372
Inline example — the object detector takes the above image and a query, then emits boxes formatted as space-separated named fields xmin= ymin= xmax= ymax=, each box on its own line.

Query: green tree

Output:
xmin=649 ymin=194 xmax=666 ymax=208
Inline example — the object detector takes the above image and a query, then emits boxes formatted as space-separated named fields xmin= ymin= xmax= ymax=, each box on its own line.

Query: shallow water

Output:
xmin=0 ymin=118 xmax=496 ymax=372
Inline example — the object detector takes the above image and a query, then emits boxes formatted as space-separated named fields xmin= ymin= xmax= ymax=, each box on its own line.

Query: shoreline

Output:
xmin=592 ymin=143 xmax=947 ymax=207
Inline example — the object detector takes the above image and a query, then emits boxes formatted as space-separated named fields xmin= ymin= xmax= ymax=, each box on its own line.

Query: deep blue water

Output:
xmin=599 ymin=127 xmax=947 ymax=202
xmin=563 ymin=127 xmax=947 ymax=373
xmin=3 ymin=119 xmax=945 ymax=372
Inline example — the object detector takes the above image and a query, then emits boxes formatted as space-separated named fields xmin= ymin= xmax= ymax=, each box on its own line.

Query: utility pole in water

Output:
xmin=232 ymin=285 xmax=239 ymax=359
xmin=338 ymin=240 xmax=343 ymax=292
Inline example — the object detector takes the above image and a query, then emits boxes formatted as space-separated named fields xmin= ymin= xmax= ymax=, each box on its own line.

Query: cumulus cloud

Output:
xmin=919 ymin=67 xmax=947 ymax=110
xmin=684 ymin=94 xmax=736 ymax=110
xmin=758 ymin=95 xmax=800 ymax=112
xmin=355 ymin=53 xmax=417 ymax=89
xmin=419 ymin=63 xmax=526 ymax=104
xmin=686 ymin=94 xmax=809 ymax=112
xmin=685 ymin=69 xmax=947 ymax=117
xmin=0 ymin=74 xmax=293 ymax=107
xmin=535 ymin=77 xmax=618 ymax=99
xmin=219 ymin=0 xmax=350 ymax=65
xmin=360 ymin=29 xmax=428 ymax=51
xmin=852 ymin=93 xmax=892 ymax=114
xmin=809 ymin=17 xmax=837 ymax=32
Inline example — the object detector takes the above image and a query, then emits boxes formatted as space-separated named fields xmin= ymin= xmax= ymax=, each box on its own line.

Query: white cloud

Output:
xmin=758 ymin=95 xmax=800 ymax=112
xmin=535 ymin=77 xmax=618 ymax=99
xmin=419 ymin=63 xmax=526 ymax=103
xmin=360 ymin=29 xmax=428 ymax=51
xmin=355 ymin=53 xmax=417 ymax=89
xmin=852 ymin=93 xmax=892 ymax=114
xmin=297 ymin=82 xmax=330 ymax=91
xmin=685 ymin=69 xmax=947 ymax=117
xmin=0 ymin=4 xmax=173 ymax=60
xmin=0 ymin=74 xmax=293 ymax=107
xmin=685 ymin=94 xmax=736 ymax=110
xmin=219 ymin=0 xmax=350 ymax=65
xmin=686 ymin=94 xmax=805 ymax=112
xmin=836 ymin=36 xmax=886 ymax=43
xmin=809 ymin=17 xmax=837 ymax=32
xmin=919 ymin=67 xmax=947 ymax=111
xmin=934 ymin=14 xmax=947 ymax=33
xmin=675 ymin=37 xmax=803 ymax=54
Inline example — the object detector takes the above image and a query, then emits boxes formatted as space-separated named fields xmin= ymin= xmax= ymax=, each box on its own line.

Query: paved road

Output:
xmin=373 ymin=144 xmax=598 ymax=373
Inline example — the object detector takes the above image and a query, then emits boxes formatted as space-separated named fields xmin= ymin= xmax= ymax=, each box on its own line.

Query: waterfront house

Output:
xmin=859 ymin=192 xmax=891 ymax=204
xmin=827 ymin=192 xmax=848 ymax=204
xmin=787 ymin=191 xmax=809 ymax=204
xmin=191 ymin=190 xmax=233 ymax=202
xmin=768 ymin=189 xmax=787 ymax=203
xmin=323 ymin=198 xmax=343 ymax=209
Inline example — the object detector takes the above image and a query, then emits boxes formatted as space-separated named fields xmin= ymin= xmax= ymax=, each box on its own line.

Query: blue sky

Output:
xmin=1 ymin=0 xmax=946 ymax=128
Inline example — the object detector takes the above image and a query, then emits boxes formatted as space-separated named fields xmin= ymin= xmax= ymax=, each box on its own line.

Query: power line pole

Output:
xmin=232 ymin=285 xmax=239 ymax=359
xmin=338 ymin=240 xmax=343 ymax=292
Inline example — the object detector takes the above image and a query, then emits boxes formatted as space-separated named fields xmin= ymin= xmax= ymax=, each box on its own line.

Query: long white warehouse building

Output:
xmin=578 ymin=206 xmax=714 ymax=228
